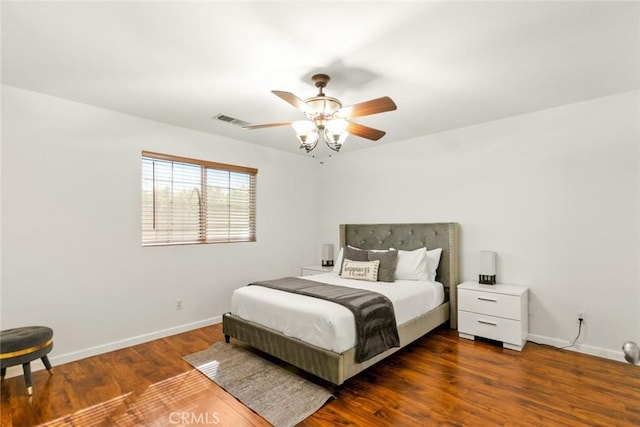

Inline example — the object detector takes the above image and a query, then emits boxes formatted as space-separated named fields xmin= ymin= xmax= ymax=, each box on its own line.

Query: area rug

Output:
xmin=183 ymin=342 xmax=333 ymax=427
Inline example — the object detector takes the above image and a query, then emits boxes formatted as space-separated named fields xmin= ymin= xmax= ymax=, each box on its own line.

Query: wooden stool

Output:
xmin=0 ymin=326 xmax=54 ymax=396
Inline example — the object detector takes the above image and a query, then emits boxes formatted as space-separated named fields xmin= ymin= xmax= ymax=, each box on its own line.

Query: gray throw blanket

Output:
xmin=249 ymin=277 xmax=400 ymax=363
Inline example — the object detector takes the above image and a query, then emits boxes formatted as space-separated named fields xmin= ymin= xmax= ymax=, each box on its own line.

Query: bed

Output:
xmin=222 ymin=222 xmax=460 ymax=385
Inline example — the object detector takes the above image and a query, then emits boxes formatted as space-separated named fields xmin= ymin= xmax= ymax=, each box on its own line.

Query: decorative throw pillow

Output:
xmin=341 ymin=260 xmax=380 ymax=282
xmin=367 ymin=249 xmax=398 ymax=282
xmin=340 ymin=246 xmax=369 ymax=274
xmin=345 ymin=245 xmax=368 ymax=261
xmin=394 ymin=247 xmax=429 ymax=281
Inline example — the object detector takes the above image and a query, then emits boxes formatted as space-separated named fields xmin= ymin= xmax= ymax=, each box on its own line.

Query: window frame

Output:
xmin=141 ymin=151 xmax=257 ymax=246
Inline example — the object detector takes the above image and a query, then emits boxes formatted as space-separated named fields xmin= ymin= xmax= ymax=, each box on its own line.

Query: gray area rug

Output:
xmin=183 ymin=342 xmax=333 ymax=427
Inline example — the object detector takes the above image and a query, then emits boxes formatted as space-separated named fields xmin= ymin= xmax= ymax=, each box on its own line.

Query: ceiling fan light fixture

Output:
xmin=292 ymin=118 xmax=348 ymax=153
xmin=325 ymin=129 xmax=348 ymax=152
xmin=292 ymin=120 xmax=319 ymax=152
xmin=305 ymin=96 xmax=342 ymax=115
xmin=325 ymin=119 xmax=349 ymax=151
xmin=326 ymin=118 xmax=348 ymax=134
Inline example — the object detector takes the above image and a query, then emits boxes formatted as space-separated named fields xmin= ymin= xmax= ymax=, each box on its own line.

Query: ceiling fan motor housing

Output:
xmin=311 ymin=73 xmax=331 ymax=91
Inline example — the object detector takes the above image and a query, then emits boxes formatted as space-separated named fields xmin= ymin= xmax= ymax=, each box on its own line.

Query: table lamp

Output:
xmin=479 ymin=251 xmax=497 ymax=285
xmin=322 ymin=244 xmax=334 ymax=267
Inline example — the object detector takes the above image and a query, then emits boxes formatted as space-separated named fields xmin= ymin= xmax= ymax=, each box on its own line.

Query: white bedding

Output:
xmin=230 ymin=272 xmax=445 ymax=354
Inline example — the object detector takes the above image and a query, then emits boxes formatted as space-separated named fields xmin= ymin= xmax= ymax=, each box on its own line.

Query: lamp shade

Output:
xmin=479 ymin=251 xmax=496 ymax=275
xmin=292 ymin=120 xmax=319 ymax=152
xmin=478 ymin=251 xmax=497 ymax=285
xmin=322 ymin=244 xmax=334 ymax=267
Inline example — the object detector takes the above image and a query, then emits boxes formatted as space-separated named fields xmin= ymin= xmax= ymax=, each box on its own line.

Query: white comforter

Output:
xmin=230 ymin=272 xmax=444 ymax=353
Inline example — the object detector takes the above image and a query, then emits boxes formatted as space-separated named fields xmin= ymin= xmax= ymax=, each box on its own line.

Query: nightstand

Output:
xmin=301 ymin=265 xmax=333 ymax=276
xmin=458 ymin=281 xmax=529 ymax=351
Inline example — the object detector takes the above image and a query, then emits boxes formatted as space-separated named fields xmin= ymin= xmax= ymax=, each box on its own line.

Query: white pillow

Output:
xmin=341 ymin=260 xmax=380 ymax=282
xmin=394 ymin=247 xmax=428 ymax=281
xmin=426 ymin=248 xmax=443 ymax=281
xmin=332 ymin=247 xmax=344 ymax=273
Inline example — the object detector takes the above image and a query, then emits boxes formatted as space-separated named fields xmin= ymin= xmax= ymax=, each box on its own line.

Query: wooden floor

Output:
xmin=1 ymin=324 xmax=639 ymax=426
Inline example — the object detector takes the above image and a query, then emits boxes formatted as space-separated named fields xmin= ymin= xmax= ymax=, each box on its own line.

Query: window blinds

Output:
xmin=142 ymin=151 xmax=257 ymax=246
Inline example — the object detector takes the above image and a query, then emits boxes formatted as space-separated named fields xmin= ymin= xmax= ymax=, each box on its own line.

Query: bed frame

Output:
xmin=223 ymin=222 xmax=460 ymax=385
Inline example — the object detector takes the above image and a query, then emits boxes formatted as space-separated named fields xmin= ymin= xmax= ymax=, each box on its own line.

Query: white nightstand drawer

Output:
xmin=458 ymin=311 xmax=522 ymax=345
xmin=459 ymin=289 xmax=521 ymax=320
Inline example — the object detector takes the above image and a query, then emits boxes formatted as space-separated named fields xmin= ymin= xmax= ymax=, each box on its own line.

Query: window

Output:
xmin=141 ymin=151 xmax=257 ymax=246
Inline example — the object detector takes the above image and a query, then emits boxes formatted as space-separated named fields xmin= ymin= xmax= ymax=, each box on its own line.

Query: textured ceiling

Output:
xmin=2 ymin=1 xmax=638 ymax=157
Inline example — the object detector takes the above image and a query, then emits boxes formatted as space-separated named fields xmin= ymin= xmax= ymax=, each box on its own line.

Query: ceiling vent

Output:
xmin=213 ymin=113 xmax=250 ymax=128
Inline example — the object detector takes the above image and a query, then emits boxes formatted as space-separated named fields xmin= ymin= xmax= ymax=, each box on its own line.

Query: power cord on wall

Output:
xmin=559 ymin=318 xmax=584 ymax=349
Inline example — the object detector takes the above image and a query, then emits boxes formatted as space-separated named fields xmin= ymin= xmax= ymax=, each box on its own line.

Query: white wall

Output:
xmin=318 ymin=90 xmax=640 ymax=360
xmin=0 ymin=85 xmax=322 ymax=370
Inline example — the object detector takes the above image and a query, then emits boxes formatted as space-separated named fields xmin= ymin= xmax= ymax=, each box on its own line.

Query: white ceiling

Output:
xmin=2 ymin=1 xmax=639 ymax=157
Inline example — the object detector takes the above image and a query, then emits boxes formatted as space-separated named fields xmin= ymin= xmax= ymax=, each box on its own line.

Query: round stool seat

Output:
xmin=1 ymin=327 xmax=53 ymax=358
xmin=0 ymin=326 xmax=54 ymax=396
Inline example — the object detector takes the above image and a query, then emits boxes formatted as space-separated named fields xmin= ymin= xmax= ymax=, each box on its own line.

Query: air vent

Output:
xmin=213 ymin=113 xmax=250 ymax=128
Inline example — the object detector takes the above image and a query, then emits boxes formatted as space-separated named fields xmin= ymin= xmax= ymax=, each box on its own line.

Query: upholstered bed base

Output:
xmin=223 ymin=302 xmax=449 ymax=385
xmin=223 ymin=222 xmax=459 ymax=386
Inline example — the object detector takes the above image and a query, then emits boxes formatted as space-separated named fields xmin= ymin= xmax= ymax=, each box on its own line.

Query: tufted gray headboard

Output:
xmin=339 ymin=223 xmax=460 ymax=328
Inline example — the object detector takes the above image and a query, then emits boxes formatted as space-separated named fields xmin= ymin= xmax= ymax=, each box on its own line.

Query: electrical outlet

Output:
xmin=577 ymin=311 xmax=586 ymax=323
xmin=176 ymin=299 xmax=183 ymax=311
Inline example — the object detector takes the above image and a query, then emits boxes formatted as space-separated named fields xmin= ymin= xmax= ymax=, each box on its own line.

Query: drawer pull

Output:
xmin=477 ymin=297 xmax=497 ymax=302
xmin=477 ymin=319 xmax=497 ymax=326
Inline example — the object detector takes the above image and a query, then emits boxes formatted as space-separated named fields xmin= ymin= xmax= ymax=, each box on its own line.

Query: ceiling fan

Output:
xmin=244 ymin=74 xmax=397 ymax=153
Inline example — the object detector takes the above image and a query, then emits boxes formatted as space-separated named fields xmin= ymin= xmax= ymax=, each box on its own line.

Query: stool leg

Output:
xmin=1 ymin=367 xmax=6 ymax=382
xmin=22 ymin=362 xmax=33 ymax=396
xmin=41 ymin=355 xmax=53 ymax=375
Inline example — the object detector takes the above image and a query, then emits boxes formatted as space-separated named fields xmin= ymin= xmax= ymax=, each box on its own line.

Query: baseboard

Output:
xmin=526 ymin=333 xmax=628 ymax=363
xmin=5 ymin=323 xmax=629 ymax=380
xmin=3 ymin=316 xmax=222 ymax=379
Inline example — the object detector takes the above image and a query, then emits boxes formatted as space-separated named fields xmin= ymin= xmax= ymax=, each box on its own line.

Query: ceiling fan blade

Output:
xmin=337 ymin=96 xmax=397 ymax=119
xmin=346 ymin=122 xmax=386 ymax=141
xmin=243 ymin=122 xmax=292 ymax=130
xmin=272 ymin=91 xmax=315 ymax=114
